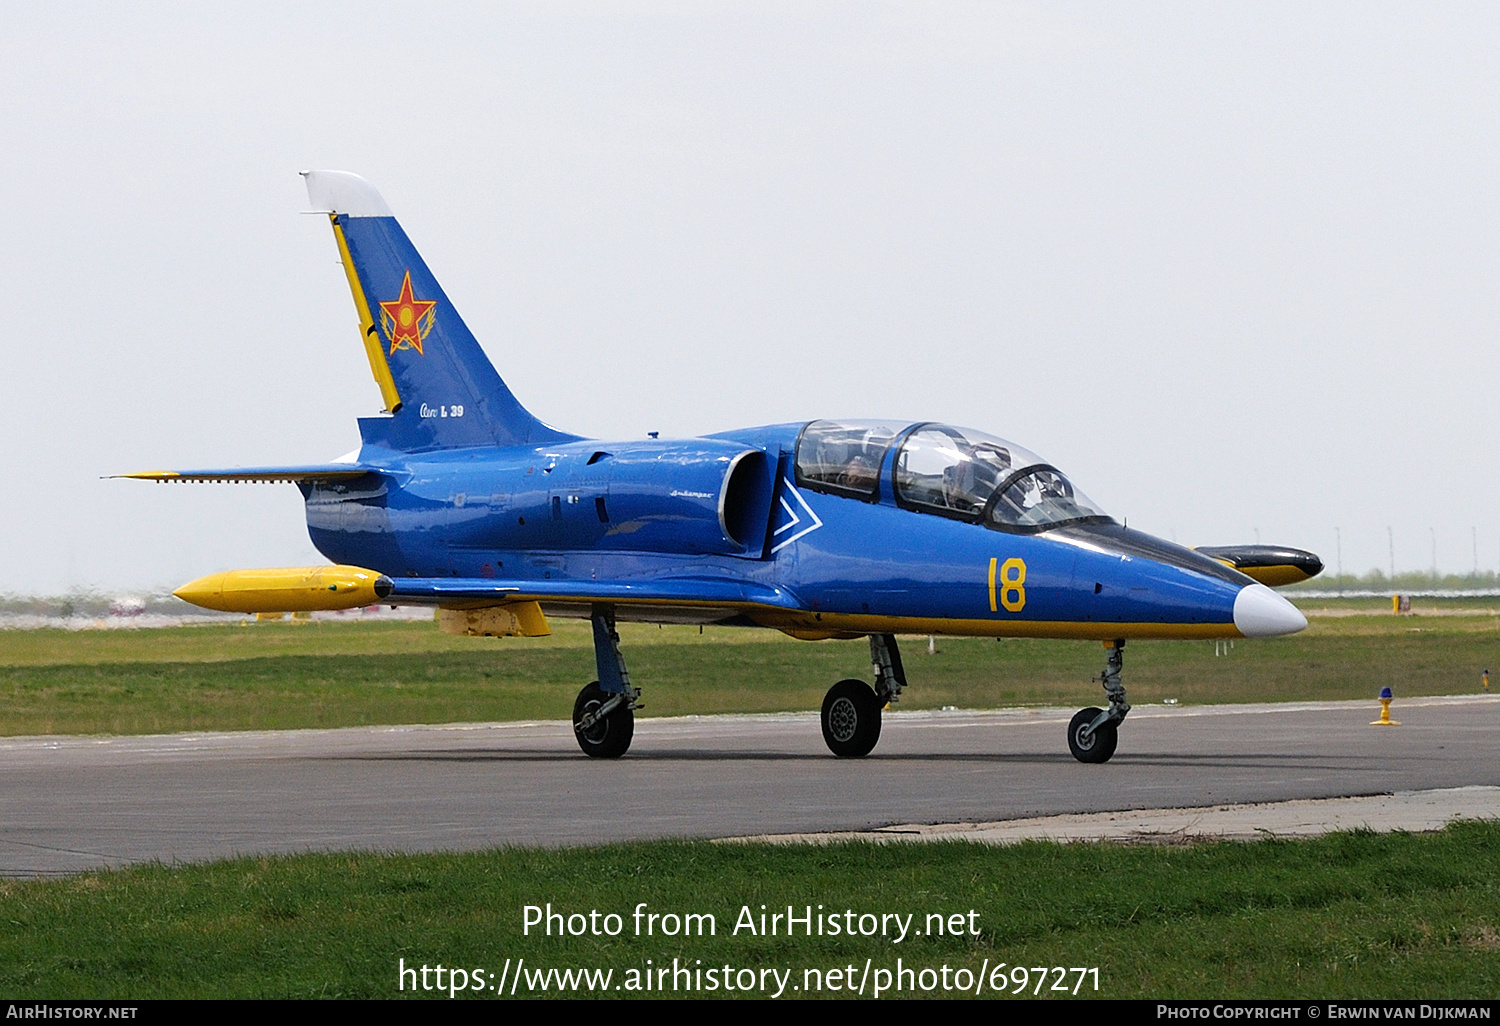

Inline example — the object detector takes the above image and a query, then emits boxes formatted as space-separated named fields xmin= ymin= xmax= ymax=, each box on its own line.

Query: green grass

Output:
xmin=1 ymin=608 xmax=1496 ymax=1000
xmin=0 ymin=824 xmax=1496 ymax=998
xmin=0 ymin=604 xmax=1497 ymax=735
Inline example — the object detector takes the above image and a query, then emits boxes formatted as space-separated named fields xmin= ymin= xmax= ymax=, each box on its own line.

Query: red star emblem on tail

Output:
xmin=378 ymin=271 xmax=438 ymax=355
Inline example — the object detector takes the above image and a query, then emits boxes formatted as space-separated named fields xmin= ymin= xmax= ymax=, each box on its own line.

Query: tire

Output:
xmin=1068 ymin=706 xmax=1118 ymax=764
xmin=820 ymin=679 xmax=882 ymax=758
xmin=573 ymin=681 xmax=634 ymax=759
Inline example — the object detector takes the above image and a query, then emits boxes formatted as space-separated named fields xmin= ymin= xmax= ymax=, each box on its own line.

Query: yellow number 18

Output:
xmin=988 ymin=557 xmax=1027 ymax=613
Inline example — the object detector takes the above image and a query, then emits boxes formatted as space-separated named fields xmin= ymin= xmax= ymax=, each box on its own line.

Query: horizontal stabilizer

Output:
xmin=115 ymin=465 xmax=374 ymax=484
xmin=1195 ymin=545 xmax=1324 ymax=587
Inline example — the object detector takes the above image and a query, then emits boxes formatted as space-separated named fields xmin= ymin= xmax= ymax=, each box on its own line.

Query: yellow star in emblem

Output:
xmin=378 ymin=271 xmax=437 ymax=355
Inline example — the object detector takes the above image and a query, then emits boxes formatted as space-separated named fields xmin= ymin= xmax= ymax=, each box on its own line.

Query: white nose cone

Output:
xmin=1233 ymin=583 xmax=1308 ymax=637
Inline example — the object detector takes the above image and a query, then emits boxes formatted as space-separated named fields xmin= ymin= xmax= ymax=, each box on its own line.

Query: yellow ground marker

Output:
xmin=1371 ymin=686 xmax=1400 ymax=726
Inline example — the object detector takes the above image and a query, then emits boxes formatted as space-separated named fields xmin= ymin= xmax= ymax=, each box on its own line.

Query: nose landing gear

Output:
xmin=1068 ymin=639 xmax=1128 ymax=764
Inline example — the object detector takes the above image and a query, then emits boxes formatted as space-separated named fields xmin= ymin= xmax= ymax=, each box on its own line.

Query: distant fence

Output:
xmin=1290 ymin=589 xmax=1500 ymax=599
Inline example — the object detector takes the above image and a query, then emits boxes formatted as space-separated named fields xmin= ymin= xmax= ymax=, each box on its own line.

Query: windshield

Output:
xmin=893 ymin=424 xmax=1111 ymax=532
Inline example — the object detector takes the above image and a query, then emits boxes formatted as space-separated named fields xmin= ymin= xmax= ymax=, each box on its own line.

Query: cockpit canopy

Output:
xmin=795 ymin=420 xmax=1112 ymax=534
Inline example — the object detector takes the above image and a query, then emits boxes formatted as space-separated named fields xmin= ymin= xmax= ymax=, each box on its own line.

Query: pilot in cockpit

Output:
xmin=943 ymin=441 xmax=1012 ymax=511
xmin=973 ymin=443 xmax=1012 ymax=483
xmin=840 ymin=454 xmax=878 ymax=493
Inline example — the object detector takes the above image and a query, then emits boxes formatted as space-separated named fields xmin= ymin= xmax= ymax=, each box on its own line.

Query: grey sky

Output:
xmin=3 ymin=2 xmax=1496 ymax=593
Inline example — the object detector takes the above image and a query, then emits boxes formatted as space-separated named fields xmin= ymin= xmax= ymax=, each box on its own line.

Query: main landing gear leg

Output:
xmin=870 ymin=633 xmax=906 ymax=708
xmin=819 ymin=633 xmax=903 ymax=758
xmin=1068 ymin=639 xmax=1129 ymax=764
xmin=573 ymin=604 xmax=640 ymax=759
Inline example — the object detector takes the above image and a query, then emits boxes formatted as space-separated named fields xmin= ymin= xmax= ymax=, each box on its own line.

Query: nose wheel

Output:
xmin=1069 ymin=639 xmax=1129 ymax=764
xmin=1067 ymin=707 xmax=1117 ymax=763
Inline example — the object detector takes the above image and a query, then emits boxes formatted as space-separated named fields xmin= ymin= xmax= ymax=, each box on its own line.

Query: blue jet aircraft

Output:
xmin=126 ymin=171 xmax=1321 ymax=763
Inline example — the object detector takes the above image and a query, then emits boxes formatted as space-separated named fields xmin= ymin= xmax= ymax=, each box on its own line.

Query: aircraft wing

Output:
xmin=170 ymin=565 xmax=804 ymax=628
xmin=113 ymin=465 xmax=376 ymax=484
xmin=381 ymin=575 xmax=803 ymax=620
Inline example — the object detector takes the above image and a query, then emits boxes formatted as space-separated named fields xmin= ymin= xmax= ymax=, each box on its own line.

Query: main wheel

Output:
xmin=821 ymin=679 xmax=882 ymax=758
xmin=573 ymin=681 xmax=634 ymax=759
xmin=1068 ymin=706 xmax=1118 ymax=764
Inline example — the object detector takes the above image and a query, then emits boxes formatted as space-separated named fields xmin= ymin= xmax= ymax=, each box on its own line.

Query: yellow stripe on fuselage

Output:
xmin=503 ymin=593 xmax=1244 ymax=641
xmin=745 ymin=609 xmax=1242 ymax=641
xmin=331 ymin=215 xmax=402 ymax=414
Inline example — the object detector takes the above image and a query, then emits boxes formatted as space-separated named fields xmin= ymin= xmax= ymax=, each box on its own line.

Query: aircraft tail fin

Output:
xmin=302 ymin=170 xmax=577 ymax=451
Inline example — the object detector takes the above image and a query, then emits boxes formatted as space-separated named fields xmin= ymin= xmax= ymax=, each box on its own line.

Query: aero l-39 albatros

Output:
xmin=124 ymin=172 xmax=1321 ymax=763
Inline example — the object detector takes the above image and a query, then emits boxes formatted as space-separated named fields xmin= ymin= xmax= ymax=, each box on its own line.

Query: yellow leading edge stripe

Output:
xmin=331 ymin=215 xmax=402 ymax=414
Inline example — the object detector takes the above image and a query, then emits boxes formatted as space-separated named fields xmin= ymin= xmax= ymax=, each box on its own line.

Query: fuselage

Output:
xmin=303 ymin=419 xmax=1301 ymax=641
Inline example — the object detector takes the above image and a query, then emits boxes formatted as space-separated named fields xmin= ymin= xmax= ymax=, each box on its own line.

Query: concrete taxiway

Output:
xmin=729 ymin=786 xmax=1500 ymax=846
xmin=1 ymin=694 xmax=1496 ymax=876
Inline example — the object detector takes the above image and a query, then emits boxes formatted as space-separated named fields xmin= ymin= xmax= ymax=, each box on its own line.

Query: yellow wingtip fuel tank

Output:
xmin=173 ymin=565 xmax=387 ymax=613
xmin=1193 ymin=545 xmax=1324 ymax=588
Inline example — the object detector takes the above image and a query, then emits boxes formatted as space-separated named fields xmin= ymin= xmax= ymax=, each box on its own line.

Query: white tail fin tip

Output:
xmin=300 ymin=170 xmax=393 ymax=218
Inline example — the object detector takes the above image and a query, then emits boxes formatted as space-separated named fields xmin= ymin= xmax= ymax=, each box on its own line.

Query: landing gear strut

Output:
xmin=820 ymin=634 xmax=905 ymax=758
xmin=573 ymin=605 xmax=639 ymax=759
xmin=1068 ymin=639 xmax=1129 ymax=764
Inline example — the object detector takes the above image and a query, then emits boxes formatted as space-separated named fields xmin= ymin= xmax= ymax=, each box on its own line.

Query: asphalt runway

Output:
xmin=2 ymin=694 xmax=1497 ymax=876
